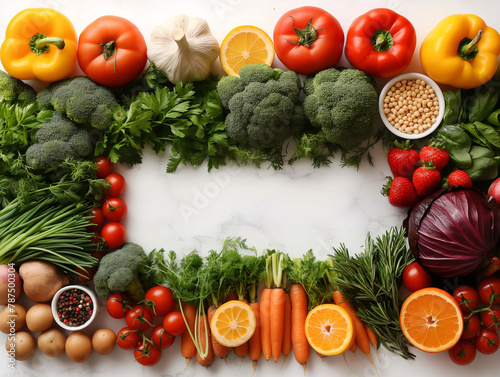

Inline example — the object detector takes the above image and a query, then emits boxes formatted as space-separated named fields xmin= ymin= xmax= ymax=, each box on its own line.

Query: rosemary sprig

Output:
xmin=329 ymin=226 xmax=415 ymax=359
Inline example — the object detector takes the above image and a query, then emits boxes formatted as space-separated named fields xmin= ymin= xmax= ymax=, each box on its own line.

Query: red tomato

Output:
xmin=475 ymin=328 xmax=499 ymax=355
xmin=102 ymin=198 xmax=128 ymax=222
xmin=402 ymin=262 xmax=433 ymax=292
xmin=126 ymin=305 xmax=153 ymax=332
xmin=453 ymin=285 xmax=480 ymax=314
xmin=96 ymin=156 xmax=113 ymax=178
xmin=75 ymin=267 xmax=97 ymax=283
xmin=345 ymin=8 xmax=416 ymax=78
xmin=134 ymin=342 xmax=161 ymax=366
xmin=461 ymin=313 xmax=480 ymax=340
xmin=77 ymin=16 xmax=147 ymax=87
xmin=101 ymin=222 xmax=126 ymax=249
xmin=481 ymin=308 xmax=500 ymax=331
xmin=273 ymin=6 xmax=344 ymax=75
xmin=144 ymin=286 xmax=175 ymax=317
xmin=477 ymin=276 xmax=500 ymax=306
xmin=163 ymin=311 xmax=187 ymax=336
xmin=116 ymin=327 xmax=140 ymax=350
xmin=105 ymin=173 xmax=126 ymax=197
xmin=106 ymin=292 xmax=130 ymax=319
xmin=448 ymin=339 xmax=476 ymax=366
xmin=88 ymin=208 xmax=104 ymax=230
xmin=151 ymin=325 xmax=175 ymax=349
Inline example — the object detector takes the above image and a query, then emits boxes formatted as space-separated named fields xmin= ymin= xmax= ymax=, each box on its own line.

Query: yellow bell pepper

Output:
xmin=0 ymin=8 xmax=77 ymax=82
xmin=420 ymin=14 xmax=500 ymax=89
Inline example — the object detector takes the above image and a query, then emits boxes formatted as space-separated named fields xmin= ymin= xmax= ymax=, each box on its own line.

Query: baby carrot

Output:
xmin=196 ymin=312 xmax=215 ymax=367
xmin=270 ymin=288 xmax=285 ymax=362
xmin=249 ymin=302 xmax=262 ymax=370
xmin=207 ymin=304 xmax=231 ymax=360
xmin=234 ymin=299 xmax=249 ymax=357
xmin=281 ymin=292 xmax=292 ymax=361
xmin=290 ymin=283 xmax=310 ymax=368
xmin=180 ymin=301 xmax=197 ymax=367
xmin=260 ymin=287 xmax=272 ymax=361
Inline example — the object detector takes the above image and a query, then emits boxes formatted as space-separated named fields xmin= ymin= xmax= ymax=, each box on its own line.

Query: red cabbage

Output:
xmin=407 ymin=187 xmax=500 ymax=278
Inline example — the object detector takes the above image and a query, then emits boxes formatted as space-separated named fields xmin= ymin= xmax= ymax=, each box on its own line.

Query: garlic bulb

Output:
xmin=148 ymin=15 xmax=220 ymax=84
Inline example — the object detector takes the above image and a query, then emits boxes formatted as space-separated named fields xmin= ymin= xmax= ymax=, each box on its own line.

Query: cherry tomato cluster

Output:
xmin=106 ymin=286 xmax=186 ymax=366
xmin=448 ymin=277 xmax=500 ymax=365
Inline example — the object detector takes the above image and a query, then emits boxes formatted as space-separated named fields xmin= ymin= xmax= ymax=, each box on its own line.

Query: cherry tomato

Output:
xmin=102 ymin=197 xmax=128 ymax=222
xmin=77 ymin=16 xmax=148 ymax=87
xmin=126 ymin=305 xmax=152 ymax=331
xmin=477 ymin=276 xmax=500 ymax=306
xmin=75 ymin=267 xmax=97 ymax=283
xmin=101 ymin=222 xmax=126 ymax=249
xmin=448 ymin=339 xmax=476 ymax=366
xmin=461 ymin=313 xmax=480 ymax=340
xmin=475 ymin=328 xmax=499 ymax=355
xmin=96 ymin=156 xmax=113 ymax=178
xmin=151 ymin=325 xmax=175 ymax=349
xmin=144 ymin=286 xmax=175 ymax=317
xmin=163 ymin=311 xmax=187 ymax=336
xmin=116 ymin=327 xmax=140 ymax=350
xmin=106 ymin=292 xmax=130 ymax=319
xmin=402 ymin=262 xmax=433 ymax=292
xmin=105 ymin=173 xmax=126 ymax=197
xmin=453 ymin=285 xmax=480 ymax=314
xmin=88 ymin=208 xmax=105 ymax=230
xmin=481 ymin=307 xmax=500 ymax=331
xmin=273 ymin=6 xmax=344 ymax=75
xmin=134 ymin=342 xmax=162 ymax=366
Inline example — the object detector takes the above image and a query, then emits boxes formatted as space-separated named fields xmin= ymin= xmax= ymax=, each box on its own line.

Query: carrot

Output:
xmin=249 ymin=302 xmax=261 ymax=371
xmin=364 ymin=322 xmax=380 ymax=362
xmin=290 ymin=284 xmax=310 ymax=368
xmin=281 ymin=292 xmax=292 ymax=361
xmin=333 ymin=290 xmax=371 ymax=356
xmin=260 ymin=287 xmax=272 ymax=361
xmin=207 ymin=304 xmax=231 ymax=360
xmin=196 ymin=312 xmax=215 ymax=367
xmin=234 ymin=299 xmax=249 ymax=357
xmin=270 ymin=288 xmax=285 ymax=362
xmin=181 ymin=301 xmax=197 ymax=367
xmin=349 ymin=338 xmax=357 ymax=353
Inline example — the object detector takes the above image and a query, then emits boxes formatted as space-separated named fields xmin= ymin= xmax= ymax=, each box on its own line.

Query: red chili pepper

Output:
xmin=345 ymin=8 xmax=416 ymax=78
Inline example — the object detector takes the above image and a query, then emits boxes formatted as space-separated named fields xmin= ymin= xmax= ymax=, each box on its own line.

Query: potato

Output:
xmin=92 ymin=328 xmax=116 ymax=355
xmin=0 ymin=303 xmax=26 ymax=334
xmin=65 ymin=331 xmax=93 ymax=363
xmin=19 ymin=260 xmax=69 ymax=302
xmin=26 ymin=303 xmax=53 ymax=332
xmin=5 ymin=331 xmax=36 ymax=361
xmin=38 ymin=328 xmax=66 ymax=358
xmin=0 ymin=264 xmax=22 ymax=305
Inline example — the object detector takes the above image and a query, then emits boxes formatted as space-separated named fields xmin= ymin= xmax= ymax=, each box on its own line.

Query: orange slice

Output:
xmin=219 ymin=25 xmax=275 ymax=77
xmin=210 ymin=300 xmax=256 ymax=347
xmin=400 ymin=287 xmax=463 ymax=353
xmin=304 ymin=304 xmax=355 ymax=356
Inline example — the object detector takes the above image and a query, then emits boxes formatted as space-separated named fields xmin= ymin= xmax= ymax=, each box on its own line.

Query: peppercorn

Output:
xmin=56 ymin=288 xmax=93 ymax=327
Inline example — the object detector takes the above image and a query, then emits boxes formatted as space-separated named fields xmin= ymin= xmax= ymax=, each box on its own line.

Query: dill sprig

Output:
xmin=329 ymin=226 xmax=415 ymax=359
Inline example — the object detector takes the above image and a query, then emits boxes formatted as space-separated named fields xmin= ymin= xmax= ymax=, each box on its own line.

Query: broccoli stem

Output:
xmin=29 ymin=33 xmax=65 ymax=55
xmin=126 ymin=274 xmax=146 ymax=302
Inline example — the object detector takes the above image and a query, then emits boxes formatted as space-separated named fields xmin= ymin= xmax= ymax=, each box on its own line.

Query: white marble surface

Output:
xmin=1 ymin=0 xmax=499 ymax=376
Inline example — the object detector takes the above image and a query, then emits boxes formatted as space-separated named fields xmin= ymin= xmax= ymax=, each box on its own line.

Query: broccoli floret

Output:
xmin=36 ymin=76 xmax=117 ymax=131
xmin=93 ymin=242 xmax=148 ymax=301
xmin=217 ymin=63 xmax=306 ymax=149
xmin=25 ymin=112 xmax=93 ymax=169
xmin=0 ymin=70 xmax=37 ymax=106
xmin=303 ymin=68 xmax=378 ymax=150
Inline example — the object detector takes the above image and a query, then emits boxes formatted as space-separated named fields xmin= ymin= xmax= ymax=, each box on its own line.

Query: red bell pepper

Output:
xmin=345 ymin=8 xmax=416 ymax=78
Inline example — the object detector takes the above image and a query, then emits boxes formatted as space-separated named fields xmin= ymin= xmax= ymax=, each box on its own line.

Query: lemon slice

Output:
xmin=210 ymin=300 xmax=256 ymax=347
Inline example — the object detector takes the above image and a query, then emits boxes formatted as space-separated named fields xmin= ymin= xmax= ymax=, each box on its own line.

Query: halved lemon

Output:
xmin=304 ymin=304 xmax=355 ymax=356
xmin=400 ymin=287 xmax=463 ymax=353
xmin=219 ymin=25 xmax=275 ymax=77
xmin=210 ymin=300 xmax=256 ymax=347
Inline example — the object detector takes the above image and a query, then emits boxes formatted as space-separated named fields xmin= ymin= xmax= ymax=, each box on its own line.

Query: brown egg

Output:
xmin=65 ymin=331 xmax=93 ymax=363
xmin=26 ymin=303 xmax=53 ymax=332
xmin=5 ymin=331 xmax=36 ymax=361
xmin=92 ymin=328 xmax=116 ymax=355
xmin=0 ymin=303 xmax=26 ymax=333
xmin=38 ymin=328 xmax=66 ymax=357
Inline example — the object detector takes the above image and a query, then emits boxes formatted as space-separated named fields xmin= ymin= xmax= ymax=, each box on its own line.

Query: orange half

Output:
xmin=219 ymin=25 xmax=275 ymax=77
xmin=400 ymin=287 xmax=463 ymax=353
xmin=210 ymin=300 xmax=256 ymax=347
xmin=304 ymin=304 xmax=355 ymax=356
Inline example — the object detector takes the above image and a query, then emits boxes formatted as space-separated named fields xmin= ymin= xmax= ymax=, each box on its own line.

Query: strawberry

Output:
xmin=447 ymin=170 xmax=473 ymax=187
xmin=387 ymin=140 xmax=419 ymax=178
xmin=382 ymin=176 xmax=420 ymax=208
xmin=419 ymin=139 xmax=449 ymax=171
xmin=412 ymin=161 xmax=441 ymax=197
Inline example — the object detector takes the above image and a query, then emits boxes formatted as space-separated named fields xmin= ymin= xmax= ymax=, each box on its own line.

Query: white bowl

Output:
xmin=378 ymin=72 xmax=445 ymax=139
xmin=51 ymin=285 xmax=98 ymax=331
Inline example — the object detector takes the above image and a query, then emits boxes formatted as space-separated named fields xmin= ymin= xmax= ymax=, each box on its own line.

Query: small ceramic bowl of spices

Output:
xmin=378 ymin=72 xmax=445 ymax=139
xmin=51 ymin=285 xmax=98 ymax=331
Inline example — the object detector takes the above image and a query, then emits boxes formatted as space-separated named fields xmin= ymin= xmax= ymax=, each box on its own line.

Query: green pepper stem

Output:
xmin=458 ymin=29 xmax=483 ymax=60
xmin=463 ymin=30 xmax=483 ymax=55
xmin=29 ymin=33 xmax=65 ymax=55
